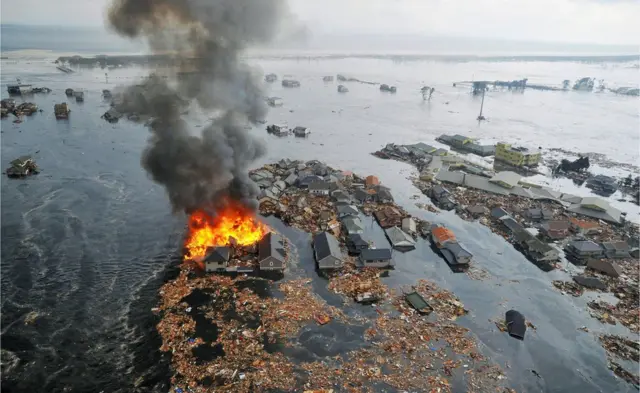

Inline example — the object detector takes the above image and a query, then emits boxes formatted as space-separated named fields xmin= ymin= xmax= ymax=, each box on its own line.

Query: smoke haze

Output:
xmin=107 ymin=0 xmax=287 ymax=213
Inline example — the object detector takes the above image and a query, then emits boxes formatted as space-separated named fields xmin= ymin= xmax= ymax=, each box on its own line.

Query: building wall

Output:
xmin=318 ymin=256 xmax=342 ymax=269
xmin=260 ymin=256 xmax=284 ymax=270
xmin=496 ymin=143 xmax=541 ymax=167
xmin=205 ymin=262 xmax=227 ymax=272
xmin=361 ymin=259 xmax=391 ymax=268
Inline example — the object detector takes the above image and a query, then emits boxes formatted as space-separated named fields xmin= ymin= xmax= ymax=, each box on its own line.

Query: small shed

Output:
xmin=313 ymin=232 xmax=343 ymax=269
xmin=293 ymin=126 xmax=310 ymax=137
xmin=401 ymin=217 xmax=417 ymax=235
xmin=267 ymin=97 xmax=283 ymax=107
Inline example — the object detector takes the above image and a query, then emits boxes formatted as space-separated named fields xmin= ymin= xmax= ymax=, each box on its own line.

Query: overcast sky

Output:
xmin=2 ymin=0 xmax=639 ymax=45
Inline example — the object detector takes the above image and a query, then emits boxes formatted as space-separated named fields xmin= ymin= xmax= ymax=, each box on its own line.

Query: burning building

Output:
xmin=106 ymin=0 xmax=290 ymax=262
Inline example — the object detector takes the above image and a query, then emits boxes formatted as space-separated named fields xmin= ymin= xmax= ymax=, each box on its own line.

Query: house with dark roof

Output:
xmin=539 ymin=221 xmax=571 ymax=240
xmin=376 ymin=188 xmax=394 ymax=203
xmin=337 ymin=204 xmax=359 ymax=218
xmin=331 ymin=189 xmax=351 ymax=203
xmin=601 ymin=241 xmax=631 ymax=259
xmin=524 ymin=208 xmax=553 ymax=222
xmin=440 ymin=242 xmax=473 ymax=269
xmin=313 ymin=232 xmax=343 ymax=269
xmin=346 ymin=234 xmax=369 ymax=255
xmin=565 ymin=240 xmax=603 ymax=265
xmin=357 ymin=248 xmax=393 ymax=268
xmin=385 ymin=226 xmax=416 ymax=250
xmin=203 ymin=247 xmax=231 ymax=272
xmin=354 ymin=188 xmax=374 ymax=204
xmin=258 ymin=232 xmax=286 ymax=271
xmin=491 ymin=207 xmax=509 ymax=219
xmin=514 ymin=230 xmax=560 ymax=270
xmin=428 ymin=185 xmax=456 ymax=211
xmin=309 ymin=181 xmax=331 ymax=196
xmin=342 ymin=216 xmax=364 ymax=235
xmin=298 ymin=175 xmax=323 ymax=188
xmin=587 ymin=259 xmax=622 ymax=278
xmin=499 ymin=216 xmax=524 ymax=233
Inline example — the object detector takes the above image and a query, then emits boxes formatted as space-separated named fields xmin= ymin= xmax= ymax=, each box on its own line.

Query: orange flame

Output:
xmin=183 ymin=202 xmax=268 ymax=261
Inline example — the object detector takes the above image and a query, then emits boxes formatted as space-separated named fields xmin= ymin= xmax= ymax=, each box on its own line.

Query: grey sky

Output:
xmin=2 ymin=0 xmax=639 ymax=45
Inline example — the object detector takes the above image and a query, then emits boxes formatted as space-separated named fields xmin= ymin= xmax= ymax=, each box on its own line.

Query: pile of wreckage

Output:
xmin=1 ymin=99 xmax=38 ymax=118
xmin=156 ymin=261 xmax=513 ymax=393
xmin=251 ymin=159 xmax=430 ymax=271
xmin=5 ymin=156 xmax=39 ymax=178
xmin=266 ymin=124 xmax=310 ymax=138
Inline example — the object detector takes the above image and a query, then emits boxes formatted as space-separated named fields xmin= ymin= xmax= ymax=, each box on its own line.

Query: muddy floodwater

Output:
xmin=1 ymin=55 xmax=639 ymax=393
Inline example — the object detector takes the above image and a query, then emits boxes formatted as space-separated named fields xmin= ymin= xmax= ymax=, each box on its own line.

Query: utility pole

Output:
xmin=477 ymin=88 xmax=486 ymax=121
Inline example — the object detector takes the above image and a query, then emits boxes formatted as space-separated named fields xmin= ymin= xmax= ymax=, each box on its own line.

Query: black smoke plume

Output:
xmin=107 ymin=0 xmax=286 ymax=213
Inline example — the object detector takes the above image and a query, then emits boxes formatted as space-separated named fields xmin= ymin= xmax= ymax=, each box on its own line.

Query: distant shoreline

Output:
xmin=2 ymin=49 xmax=638 ymax=64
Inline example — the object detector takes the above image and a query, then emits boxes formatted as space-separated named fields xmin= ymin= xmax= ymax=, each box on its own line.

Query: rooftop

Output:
xmin=313 ymin=232 xmax=343 ymax=261
xmin=489 ymin=171 xmax=521 ymax=189
xmin=360 ymin=248 xmax=392 ymax=260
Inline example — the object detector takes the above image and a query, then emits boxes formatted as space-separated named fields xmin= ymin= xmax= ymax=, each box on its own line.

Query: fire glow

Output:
xmin=183 ymin=202 xmax=268 ymax=261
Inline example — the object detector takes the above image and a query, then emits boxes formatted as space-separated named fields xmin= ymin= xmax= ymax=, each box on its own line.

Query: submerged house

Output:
xmin=385 ymin=226 xmax=416 ymax=250
xmin=440 ymin=242 xmax=473 ymax=269
xmin=258 ymin=232 xmax=286 ymax=271
xmin=600 ymin=241 xmax=631 ymax=259
xmin=524 ymin=208 xmax=553 ymax=222
xmin=539 ymin=221 xmax=571 ymax=240
xmin=358 ymin=249 xmax=393 ymax=268
xmin=313 ymin=232 xmax=343 ymax=269
xmin=342 ymin=216 xmax=365 ymax=235
xmin=337 ymin=204 xmax=359 ymax=218
xmin=428 ymin=185 xmax=456 ymax=210
xmin=565 ymin=240 xmax=603 ymax=265
xmin=282 ymin=79 xmax=301 ymax=88
xmin=293 ymin=126 xmax=311 ymax=137
xmin=567 ymin=197 xmax=622 ymax=224
xmin=346 ymin=234 xmax=369 ymax=255
xmin=514 ymin=230 xmax=560 ymax=268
